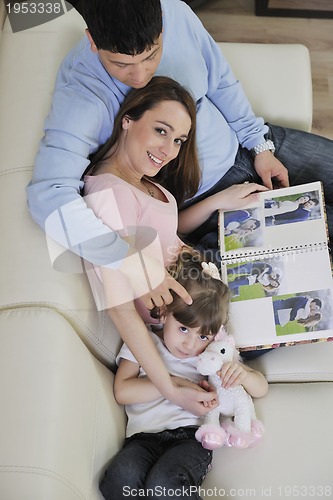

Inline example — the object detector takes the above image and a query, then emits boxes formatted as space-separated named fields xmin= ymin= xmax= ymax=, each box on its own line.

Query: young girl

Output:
xmin=83 ymin=76 xmax=265 ymax=416
xmin=99 ymin=250 xmax=268 ymax=500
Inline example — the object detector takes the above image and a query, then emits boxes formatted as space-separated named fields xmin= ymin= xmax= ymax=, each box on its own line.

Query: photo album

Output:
xmin=218 ymin=181 xmax=333 ymax=351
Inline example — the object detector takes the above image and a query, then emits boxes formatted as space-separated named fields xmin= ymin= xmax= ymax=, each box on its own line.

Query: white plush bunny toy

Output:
xmin=195 ymin=331 xmax=264 ymax=450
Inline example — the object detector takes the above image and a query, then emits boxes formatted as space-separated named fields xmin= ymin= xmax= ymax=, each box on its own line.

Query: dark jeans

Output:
xmin=99 ymin=427 xmax=212 ymax=500
xmin=185 ymin=123 xmax=333 ymax=257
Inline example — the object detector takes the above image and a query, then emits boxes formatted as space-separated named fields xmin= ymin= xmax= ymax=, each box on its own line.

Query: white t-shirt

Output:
xmin=116 ymin=332 xmax=204 ymax=437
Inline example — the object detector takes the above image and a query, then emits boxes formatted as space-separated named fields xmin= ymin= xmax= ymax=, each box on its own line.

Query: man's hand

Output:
xmin=254 ymin=151 xmax=289 ymax=190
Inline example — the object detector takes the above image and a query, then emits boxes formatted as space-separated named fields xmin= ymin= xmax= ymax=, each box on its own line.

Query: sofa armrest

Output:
xmin=219 ymin=42 xmax=313 ymax=132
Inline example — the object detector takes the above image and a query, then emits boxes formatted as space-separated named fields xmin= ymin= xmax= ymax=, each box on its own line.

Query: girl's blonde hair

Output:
xmin=164 ymin=248 xmax=230 ymax=336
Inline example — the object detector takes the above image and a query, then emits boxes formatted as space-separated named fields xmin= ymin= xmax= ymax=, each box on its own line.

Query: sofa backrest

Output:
xmin=0 ymin=9 xmax=123 ymax=368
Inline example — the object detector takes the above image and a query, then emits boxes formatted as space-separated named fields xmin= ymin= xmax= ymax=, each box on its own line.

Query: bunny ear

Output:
xmin=214 ymin=326 xmax=227 ymax=341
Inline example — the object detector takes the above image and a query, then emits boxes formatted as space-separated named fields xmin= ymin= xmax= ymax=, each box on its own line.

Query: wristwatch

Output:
xmin=251 ymin=139 xmax=276 ymax=156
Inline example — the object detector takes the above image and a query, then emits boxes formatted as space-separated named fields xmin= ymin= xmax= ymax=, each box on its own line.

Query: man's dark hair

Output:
xmin=312 ymin=298 xmax=322 ymax=308
xmin=81 ymin=0 xmax=163 ymax=54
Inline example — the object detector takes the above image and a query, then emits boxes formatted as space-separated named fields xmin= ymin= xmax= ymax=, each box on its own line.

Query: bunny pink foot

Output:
xmin=195 ymin=424 xmax=228 ymax=450
xmin=251 ymin=419 xmax=265 ymax=441
xmin=222 ymin=420 xmax=264 ymax=448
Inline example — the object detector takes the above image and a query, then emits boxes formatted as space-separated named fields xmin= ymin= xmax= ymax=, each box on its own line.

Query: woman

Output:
xmin=83 ymin=76 xmax=265 ymax=415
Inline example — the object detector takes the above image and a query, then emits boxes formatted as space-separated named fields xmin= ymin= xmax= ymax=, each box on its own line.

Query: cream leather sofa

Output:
xmin=1 ymin=6 xmax=332 ymax=500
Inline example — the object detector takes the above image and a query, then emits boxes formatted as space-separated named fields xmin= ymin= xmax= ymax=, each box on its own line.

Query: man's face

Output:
xmin=88 ymin=32 xmax=163 ymax=89
xmin=303 ymin=200 xmax=316 ymax=210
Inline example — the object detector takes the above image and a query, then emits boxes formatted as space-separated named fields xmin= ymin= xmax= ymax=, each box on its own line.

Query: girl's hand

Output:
xmin=211 ymin=183 xmax=268 ymax=211
xmin=217 ymin=362 xmax=247 ymax=389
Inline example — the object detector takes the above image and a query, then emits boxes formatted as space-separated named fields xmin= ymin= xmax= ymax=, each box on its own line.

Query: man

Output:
xmin=27 ymin=0 xmax=273 ymax=302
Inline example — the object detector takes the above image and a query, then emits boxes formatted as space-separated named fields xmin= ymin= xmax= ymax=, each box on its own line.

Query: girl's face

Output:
xmin=121 ymin=100 xmax=191 ymax=178
xmin=162 ymin=313 xmax=214 ymax=359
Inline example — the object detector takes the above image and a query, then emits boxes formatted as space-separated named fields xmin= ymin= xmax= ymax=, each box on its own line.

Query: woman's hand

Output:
xmin=178 ymin=183 xmax=268 ymax=235
xmin=101 ymin=253 xmax=192 ymax=310
xmin=210 ymin=182 xmax=268 ymax=211
xmin=172 ymin=376 xmax=218 ymax=409
xmin=140 ymin=269 xmax=192 ymax=310
xmin=168 ymin=382 xmax=218 ymax=416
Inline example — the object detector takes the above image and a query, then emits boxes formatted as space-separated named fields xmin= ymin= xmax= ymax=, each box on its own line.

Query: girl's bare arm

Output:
xmin=114 ymin=358 xmax=214 ymax=405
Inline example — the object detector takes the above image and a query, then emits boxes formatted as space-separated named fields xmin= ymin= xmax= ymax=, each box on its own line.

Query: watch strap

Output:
xmin=251 ymin=139 xmax=276 ymax=156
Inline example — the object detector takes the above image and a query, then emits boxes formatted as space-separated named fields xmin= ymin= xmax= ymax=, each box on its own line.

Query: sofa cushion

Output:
xmin=0 ymin=307 xmax=126 ymax=500
xmin=203 ymin=382 xmax=333 ymax=499
xmin=248 ymin=339 xmax=333 ymax=383
xmin=219 ymin=42 xmax=312 ymax=132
